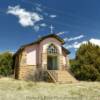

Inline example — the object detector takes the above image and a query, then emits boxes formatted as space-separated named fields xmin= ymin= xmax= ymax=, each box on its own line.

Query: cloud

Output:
xmin=36 ymin=7 xmax=42 ymax=12
xmin=64 ymin=41 xmax=87 ymax=49
xmin=7 ymin=5 xmax=43 ymax=27
xmin=65 ymin=42 xmax=83 ymax=49
xmin=57 ymin=32 xmax=64 ymax=36
xmin=64 ymin=37 xmax=68 ymax=41
xmin=75 ymin=38 xmax=100 ymax=48
xmin=73 ymin=41 xmax=87 ymax=49
xmin=40 ymin=23 xmax=47 ymax=27
xmin=89 ymin=38 xmax=100 ymax=46
xmin=57 ymin=31 xmax=69 ymax=36
xmin=66 ymin=38 xmax=100 ymax=49
xmin=33 ymin=25 xmax=40 ymax=32
xmin=49 ymin=15 xmax=57 ymax=18
xmin=64 ymin=35 xmax=84 ymax=42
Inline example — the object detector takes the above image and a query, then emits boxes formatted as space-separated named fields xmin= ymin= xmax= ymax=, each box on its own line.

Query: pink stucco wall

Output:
xmin=39 ymin=37 xmax=62 ymax=65
xmin=25 ymin=44 xmax=39 ymax=65
xmin=24 ymin=37 xmax=68 ymax=67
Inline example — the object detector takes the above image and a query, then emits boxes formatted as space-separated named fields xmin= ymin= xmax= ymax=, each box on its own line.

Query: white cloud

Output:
xmin=7 ymin=5 xmax=43 ymax=27
xmin=36 ymin=7 xmax=42 ymax=12
xmin=73 ymin=41 xmax=87 ymax=48
xmin=75 ymin=38 xmax=100 ymax=48
xmin=33 ymin=25 xmax=40 ymax=32
xmin=57 ymin=32 xmax=64 ymax=36
xmin=49 ymin=15 xmax=57 ymax=18
xmin=57 ymin=31 xmax=69 ymax=36
xmin=64 ymin=37 xmax=68 ymax=41
xmin=65 ymin=41 xmax=87 ymax=49
xmin=89 ymin=38 xmax=100 ymax=46
xmin=40 ymin=23 xmax=47 ymax=27
xmin=64 ymin=35 xmax=84 ymax=42
xmin=65 ymin=38 xmax=100 ymax=49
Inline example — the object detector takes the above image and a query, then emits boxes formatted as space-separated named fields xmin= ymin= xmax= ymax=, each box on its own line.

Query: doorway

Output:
xmin=47 ymin=55 xmax=58 ymax=70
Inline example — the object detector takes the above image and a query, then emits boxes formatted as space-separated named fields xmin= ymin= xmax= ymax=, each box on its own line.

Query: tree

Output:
xmin=0 ymin=52 xmax=13 ymax=76
xmin=70 ymin=42 xmax=100 ymax=81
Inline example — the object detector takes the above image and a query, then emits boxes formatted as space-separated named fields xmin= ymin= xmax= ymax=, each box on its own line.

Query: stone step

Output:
xmin=57 ymin=71 xmax=77 ymax=83
xmin=46 ymin=70 xmax=77 ymax=83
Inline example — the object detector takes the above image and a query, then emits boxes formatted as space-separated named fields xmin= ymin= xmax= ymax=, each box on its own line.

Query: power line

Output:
xmin=0 ymin=5 xmax=80 ymax=29
xmin=0 ymin=9 xmax=7 ymax=16
xmin=20 ymin=0 xmax=76 ymax=17
xmin=0 ymin=9 xmax=6 ymax=13
xmin=0 ymin=8 xmax=77 ymax=29
xmin=26 ymin=0 xmax=78 ymax=17
xmin=26 ymin=0 xmax=93 ymax=22
xmin=1 ymin=0 xmax=95 ymax=27
xmin=0 ymin=1 xmax=95 ymax=30
xmin=0 ymin=0 xmax=96 ymax=26
xmin=32 ymin=1 xmax=100 ymax=30
xmin=26 ymin=0 xmax=99 ymax=28
xmin=19 ymin=0 xmax=91 ymax=27
xmin=44 ymin=19 xmax=80 ymax=29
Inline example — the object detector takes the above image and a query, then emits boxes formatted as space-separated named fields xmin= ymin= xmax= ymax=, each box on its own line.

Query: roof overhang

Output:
xmin=14 ymin=34 xmax=67 ymax=56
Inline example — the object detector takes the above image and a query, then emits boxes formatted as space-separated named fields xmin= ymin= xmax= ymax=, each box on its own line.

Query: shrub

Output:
xmin=0 ymin=52 xmax=13 ymax=76
xmin=70 ymin=42 xmax=100 ymax=81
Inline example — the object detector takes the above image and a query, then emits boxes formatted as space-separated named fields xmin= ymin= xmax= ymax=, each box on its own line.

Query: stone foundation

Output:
xmin=18 ymin=65 xmax=37 ymax=81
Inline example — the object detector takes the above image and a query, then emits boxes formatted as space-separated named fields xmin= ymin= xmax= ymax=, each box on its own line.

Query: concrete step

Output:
xmin=57 ymin=71 xmax=77 ymax=83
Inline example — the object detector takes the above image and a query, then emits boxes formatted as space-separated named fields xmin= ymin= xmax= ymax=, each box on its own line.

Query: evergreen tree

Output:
xmin=70 ymin=42 xmax=100 ymax=81
xmin=0 ymin=52 xmax=13 ymax=76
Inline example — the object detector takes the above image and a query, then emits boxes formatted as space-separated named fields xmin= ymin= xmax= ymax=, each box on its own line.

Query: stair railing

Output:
xmin=46 ymin=70 xmax=58 ymax=83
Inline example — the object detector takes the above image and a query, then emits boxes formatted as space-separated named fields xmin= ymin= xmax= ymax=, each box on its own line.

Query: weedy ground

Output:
xmin=0 ymin=78 xmax=100 ymax=100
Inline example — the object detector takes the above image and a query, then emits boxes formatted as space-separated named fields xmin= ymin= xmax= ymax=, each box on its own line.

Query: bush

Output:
xmin=70 ymin=42 xmax=100 ymax=81
xmin=0 ymin=52 xmax=13 ymax=76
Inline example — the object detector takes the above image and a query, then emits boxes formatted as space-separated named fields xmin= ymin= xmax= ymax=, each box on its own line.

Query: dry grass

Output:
xmin=0 ymin=78 xmax=100 ymax=100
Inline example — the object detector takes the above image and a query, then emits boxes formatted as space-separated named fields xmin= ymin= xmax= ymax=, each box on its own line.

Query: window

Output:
xmin=47 ymin=44 xmax=58 ymax=54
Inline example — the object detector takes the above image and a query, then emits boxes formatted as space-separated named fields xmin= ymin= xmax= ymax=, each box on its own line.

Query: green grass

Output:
xmin=0 ymin=78 xmax=100 ymax=100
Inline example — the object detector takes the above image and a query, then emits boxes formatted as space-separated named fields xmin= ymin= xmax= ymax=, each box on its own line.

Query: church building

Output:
xmin=14 ymin=34 xmax=76 ymax=83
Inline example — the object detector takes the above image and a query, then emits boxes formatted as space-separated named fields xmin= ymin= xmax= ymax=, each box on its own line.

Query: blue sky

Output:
xmin=0 ymin=0 xmax=100 ymax=58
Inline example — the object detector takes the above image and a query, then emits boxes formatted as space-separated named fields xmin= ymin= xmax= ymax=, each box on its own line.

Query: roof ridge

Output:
xmin=14 ymin=33 xmax=65 ymax=55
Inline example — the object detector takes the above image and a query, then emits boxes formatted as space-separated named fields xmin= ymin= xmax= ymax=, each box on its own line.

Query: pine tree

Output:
xmin=70 ymin=42 xmax=100 ymax=81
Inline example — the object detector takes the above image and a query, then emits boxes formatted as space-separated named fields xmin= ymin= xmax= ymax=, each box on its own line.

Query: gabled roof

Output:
xmin=22 ymin=34 xmax=65 ymax=48
xmin=62 ymin=46 xmax=70 ymax=54
xmin=14 ymin=34 xmax=70 ymax=56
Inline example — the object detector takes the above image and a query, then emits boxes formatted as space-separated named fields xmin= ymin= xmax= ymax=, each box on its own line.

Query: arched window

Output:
xmin=47 ymin=44 xmax=58 ymax=54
